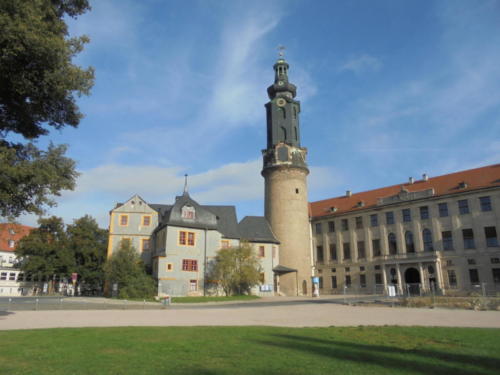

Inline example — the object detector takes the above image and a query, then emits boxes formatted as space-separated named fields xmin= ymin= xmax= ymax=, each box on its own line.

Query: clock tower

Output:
xmin=262 ymin=56 xmax=313 ymax=296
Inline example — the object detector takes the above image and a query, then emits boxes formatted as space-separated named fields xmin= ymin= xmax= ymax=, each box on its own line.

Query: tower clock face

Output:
xmin=278 ymin=80 xmax=284 ymax=86
xmin=276 ymin=98 xmax=286 ymax=107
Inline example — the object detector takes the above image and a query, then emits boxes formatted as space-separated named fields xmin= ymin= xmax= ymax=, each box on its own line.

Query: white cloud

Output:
xmin=339 ymin=54 xmax=382 ymax=74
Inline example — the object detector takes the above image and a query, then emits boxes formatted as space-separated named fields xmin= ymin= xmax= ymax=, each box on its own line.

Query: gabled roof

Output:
xmin=238 ymin=216 xmax=280 ymax=244
xmin=310 ymin=164 xmax=500 ymax=219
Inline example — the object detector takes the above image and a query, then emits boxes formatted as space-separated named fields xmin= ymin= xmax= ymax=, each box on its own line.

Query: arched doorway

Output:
xmin=404 ymin=268 xmax=421 ymax=296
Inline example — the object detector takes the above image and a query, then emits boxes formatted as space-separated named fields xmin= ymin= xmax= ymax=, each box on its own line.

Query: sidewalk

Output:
xmin=1 ymin=298 xmax=499 ymax=330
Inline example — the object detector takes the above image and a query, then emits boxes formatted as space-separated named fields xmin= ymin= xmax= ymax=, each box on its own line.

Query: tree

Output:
xmin=210 ymin=243 xmax=261 ymax=296
xmin=16 ymin=216 xmax=75 ymax=287
xmin=0 ymin=0 xmax=94 ymax=218
xmin=66 ymin=215 xmax=107 ymax=290
xmin=104 ymin=241 xmax=157 ymax=299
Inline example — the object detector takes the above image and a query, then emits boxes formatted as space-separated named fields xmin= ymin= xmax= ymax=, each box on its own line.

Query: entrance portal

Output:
xmin=404 ymin=267 xmax=421 ymax=296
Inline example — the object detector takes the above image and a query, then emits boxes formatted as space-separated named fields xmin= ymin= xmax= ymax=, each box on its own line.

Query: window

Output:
xmin=17 ymin=273 xmax=24 ymax=281
xmin=467 ymin=258 xmax=476 ymax=265
xmin=388 ymin=233 xmax=397 ymax=255
xmin=272 ymin=246 xmax=276 ymax=258
xmin=119 ymin=215 xmax=128 ymax=226
xmin=402 ymin=209 xmax=411 ymax=222
xmin=187 ymin=232 xmax=195 ymax=246
xmin=405 ymin=231 xmax=415 ymax=253
xmin=329 ymin=244 xmax=337 ymax=261
xmin=343 ymin=243 xmax=351 ymax=260
xmin=8 ymin=240 xmax=15 ymax=248
xmin=422 ymin=229 xmax=434 ymax=251
xmin=345 ymin=275 xmax=352 ymax=287
xmin=0 ymin=272 xmax=6 ymax=280
xmin=341 ymin=219 xmax=349 ymax=231
xmin=166 ymin=263 xmax=173 ymax=271
xmin=315 ymin=223 xmax=322 ymax=234
xmin=331 ymin=276 xmax=337 ymax=289
xmin=458 ymin=199 xmax=469 ymax=214
xmin=448 ymin=270 xmax=457 ymax=287
xmin=9 ymin=272 xmax=15 ymax=281
xmin=493 ymin=269 xmax=500 ymax=284
xmin=355 ymin=216 xmax=363 ymax=229
xmin=259 ymin=246 xmax=265 ymax=257
xmin=357 ymin=241 xmax=366 ymax=259
xmin=179 ymin=231 xmax=195 ymax=246
xmin=372 ymin=239 xmax=381 ymax=257
xmin=141 ymin=239 xmax=150 ymax=251
xmin=485 ymin=227 xmax=499 ymax=247
xmin=374 ymin=265 xmax=381 ymax=270
xmin=438 ymin=203 xmax=449 ymax=217
xmin=469 ymin=269 xmax=479 ymax=284
xmin=370 ymin=214 xmax=378 ymax=227
xmin=142 ymin=215 xmax=151 ymax=226
xmin=446 ymin=260 xmax=453 ymax=266
xmin=360 ymin=274 xmax=367 ymax=288
xmin=182 ymin=259 xmax=198 ymax=272
xmin=181 ymin=205 xmax=195 ymax=219
xmin=491 ymin=258 xmax=500 ymax=264
xmin=420 ymin=206 xmax=429 ymax=220
xmin=189 ymin=280 xmax=198 ymax=291
xmin=442 ymin=231 xmax=453 ymax=251
xmin=386 ymin=212 xmax=394 ymax=225
xmin=221 ymin=240 xmax=230 ymax=249
xmin=331 ymin=268 xmax=336 ymax=272
xmin=462 ymin=229 xmax=475 ymax=249
xmin=316 ymin=246 xmax=324 ymax=262
xmin=375 ymin=273 xmax=383 ymax=285
xmin=328 ymin=221 xmax=335 ymax=232
xmin=480 ymin=196 xmax=492 ymax=212
xmin=345 ymin=267 xmax=350 ymax=272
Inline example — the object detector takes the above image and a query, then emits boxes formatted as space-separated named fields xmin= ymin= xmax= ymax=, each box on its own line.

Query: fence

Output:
xmin=0 ymin=297 xmax=164 ymax=311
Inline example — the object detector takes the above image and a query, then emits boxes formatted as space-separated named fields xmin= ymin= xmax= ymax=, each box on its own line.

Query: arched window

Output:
xmin=388 ymin=233 xmax=397 ymax=255
xmin=423 ymin=229 xmax=433 ymax=251
xmin=405 ymin=231 xmax=415 ymax=253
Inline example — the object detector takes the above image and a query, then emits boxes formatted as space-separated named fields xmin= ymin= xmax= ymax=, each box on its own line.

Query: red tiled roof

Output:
xmin=309 ymin=164 xmax=500 ymax=219
xmin=0 ymin=223 xmax=34 ymax=252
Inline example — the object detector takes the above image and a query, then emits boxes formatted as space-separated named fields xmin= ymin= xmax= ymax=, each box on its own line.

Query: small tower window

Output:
xmin=295 ymin=188 xmax=299 ymax=194
xmin=181 ymin=205 xmax=195 ymax=220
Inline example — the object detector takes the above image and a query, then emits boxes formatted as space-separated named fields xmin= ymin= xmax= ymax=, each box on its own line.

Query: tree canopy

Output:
xmin=209 ymin=243 xmax=261 ymax=296
xmin=0 ymin=0 xmax=94 ymax=219
xmin=104 ymin=240 xmax=157 ymax=299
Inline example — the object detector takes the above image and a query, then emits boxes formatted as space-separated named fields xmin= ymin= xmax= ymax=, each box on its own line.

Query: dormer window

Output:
xmin=181 ymin=205 xmax=195 ymax=220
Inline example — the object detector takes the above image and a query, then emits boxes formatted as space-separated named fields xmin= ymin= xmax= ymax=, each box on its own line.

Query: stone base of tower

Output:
xmin=263 ymin=165 xmax=312 ymax=297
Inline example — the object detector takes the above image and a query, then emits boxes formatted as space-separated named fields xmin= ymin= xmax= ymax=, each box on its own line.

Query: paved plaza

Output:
xmin=1 ymin=296 xmax=499 ymax=330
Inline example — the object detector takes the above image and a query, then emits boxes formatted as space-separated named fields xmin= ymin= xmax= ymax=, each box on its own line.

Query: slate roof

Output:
xmin=309 ymin=164 xmax=500 ymax=219
xmin=238 ymin=216 xmax=280 ymax=244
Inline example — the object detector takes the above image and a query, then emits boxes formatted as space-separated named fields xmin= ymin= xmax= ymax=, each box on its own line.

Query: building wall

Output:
xmin=311 ymin=187 xmax=500 ymax=295
xmin=107 ymin=195 xmax=158 ymax=265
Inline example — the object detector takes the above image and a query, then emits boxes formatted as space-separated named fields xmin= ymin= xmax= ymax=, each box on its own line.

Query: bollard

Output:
xmin=8 ymin=297 xmax=12 ymax=311
xmin=143 ymin=299 xmax=146 ymax=310
xmin=59 ymin=298 xmax=63 ymax=310
xmin=35 ymin=298 xmax=39 ymax=311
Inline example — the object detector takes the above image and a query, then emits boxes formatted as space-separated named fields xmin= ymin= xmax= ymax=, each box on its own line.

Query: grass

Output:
xmin=171 ymin=295 xmax=260 ymax=303
xmin=0 ymin=326 xmax=499 ymax=374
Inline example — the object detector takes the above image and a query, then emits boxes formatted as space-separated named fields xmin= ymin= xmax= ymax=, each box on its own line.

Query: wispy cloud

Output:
xmin=339 ymin=54 xmax=382 ymax=74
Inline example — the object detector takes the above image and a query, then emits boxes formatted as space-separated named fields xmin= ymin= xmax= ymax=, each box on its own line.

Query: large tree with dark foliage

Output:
xmin=0 ymin=0 xmax=94 ymax=218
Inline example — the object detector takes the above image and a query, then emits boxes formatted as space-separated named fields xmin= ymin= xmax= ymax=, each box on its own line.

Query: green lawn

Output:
xmin=171 ymin=295 xmax=260 ymax=303
xmin=0 ymin=326 xmax=499 ymax=374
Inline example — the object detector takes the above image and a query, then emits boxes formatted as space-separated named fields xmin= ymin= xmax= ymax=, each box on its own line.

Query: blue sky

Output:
xmin=19 ymin=0 xmax=500 ymax=228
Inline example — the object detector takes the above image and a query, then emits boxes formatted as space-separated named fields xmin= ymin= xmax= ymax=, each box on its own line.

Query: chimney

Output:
xmin=346 ymin=190 xmax=352 ymax=197
xmin=422 ymin=173 xmax=428 ymax=181
xmin=409 ymin=177 xmax=414 ymax=184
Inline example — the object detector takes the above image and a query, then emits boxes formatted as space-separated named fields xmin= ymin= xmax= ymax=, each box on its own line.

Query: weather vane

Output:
xmin=183 ymin=174 xmax=188 ymax=194
xmin=277 ymin=45 xmax=286 ymax=58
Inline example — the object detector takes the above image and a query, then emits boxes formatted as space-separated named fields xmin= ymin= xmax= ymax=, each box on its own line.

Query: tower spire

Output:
xmin=183 ymin=174 xmax=188 ymax=195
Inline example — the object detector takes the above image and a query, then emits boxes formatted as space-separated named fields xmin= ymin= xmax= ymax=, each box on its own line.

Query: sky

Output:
xmin=17 ymin=0 xmax=500 ymax=228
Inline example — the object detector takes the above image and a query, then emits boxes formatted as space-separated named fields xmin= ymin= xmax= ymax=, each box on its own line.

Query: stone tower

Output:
xmin=262 ymin=56 xmax=313 ymax=296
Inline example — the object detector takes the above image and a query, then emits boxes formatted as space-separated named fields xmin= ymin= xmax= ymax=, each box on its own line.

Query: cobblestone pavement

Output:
xmin=1 ymin=296 xmax=499 ymax=330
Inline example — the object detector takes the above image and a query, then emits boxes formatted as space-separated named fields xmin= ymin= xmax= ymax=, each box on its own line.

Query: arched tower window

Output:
xmin=280 ymin=126 xmax=287 ymax=141
xmin=405 ymin=231 xmax=415 ymax=253
xmin=388 ymin=233 xmax=397 ymax=255
xmin=423 ymin=229 xmax=433 ymax=251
